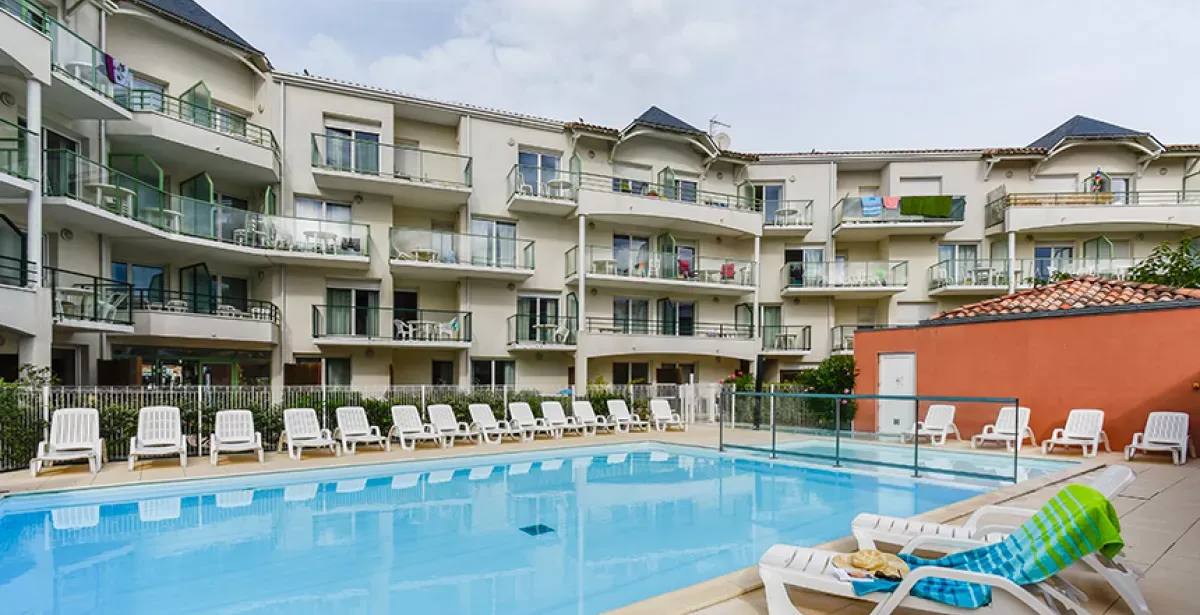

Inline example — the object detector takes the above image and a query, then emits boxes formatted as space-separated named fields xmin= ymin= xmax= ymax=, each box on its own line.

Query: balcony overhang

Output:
xmin=580 ymin=331 xmax=757 ymax=361
xmin=576 ymin=190 xmax=761 ymax=237
xmin=506 ymin=193 xmax=577 ymax=216
xmin=992 ymin=205 xmax=1200 ymax=235
xmin=0 ymin=284 xmax=41 ymax=336
xmin=0 ymin=12 xmax=51 ymax=84
xmin=761 ymin=223 xmax=813 ymax=237
xmin=312 ymin=168 xmax=471 ymax=210
xmin=761 ymin=347 xmax=812 ymax=357
xmin=32 ymin=197 xmax=371 ymax=270
xmin=780 ymin=286 xmax=906 ymax=299
xmin=928 ymin=284 xmax=1008 ymax=297
xmin=507 ymin=341 xmax=576 ymax=353
xmin=313 ymin=336 xmax=470 ymax=350
xmin=832 ymin=220 xmax=962 ymax=240
xmin=0 ymin=172 xmax=34 ymax=199
xmin=389 ymin=259 xmax=534 ymax=282
xmin=108 ymin=115 xmax=279 ymax=183
xmin=115 ymin=311 xmax=279 ymax=346
xmin=567 ymin=272 xmax=754 ymax=297
xmin=53 ymin=316 xmax=134 ymax=334
xmin=46 ymin=70 xmax=132 ymax=120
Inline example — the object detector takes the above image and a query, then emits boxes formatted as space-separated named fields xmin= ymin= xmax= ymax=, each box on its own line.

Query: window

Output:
xmin=755 ymin=184 xmax=785 ymax=221
xmin=215 ymin=276 xmax=249 ymax=312
xmin=111 ymin=262 xmax=164 ymax=305
xmin=897 ymin=177 xmax=943 ymax=196
xmin=214 ymin=104 xmax=248 ymax=137
xmin=471 ymin=360 xmax=515 ymax=386
xmin=217 ymin=193 xmax=248 ymax=210
xmin=470 ymin=218 xmax=518 ymax=268
xmin=937 ymin=244 xmax=979 ymax=282
xmin=295 ymin=197 xmax=352 ymax=221
xmin=657 ymin=299 xmax=695 ymax=336
xmin=612 ymin=163 xmax=650 ymax=195
xmin=517 ymin=150 xmax=561 ymax=196
xmin=517 ymin=296 xmax=561 ymax=342
xmin=431 ymin=360 xmax=455 ymax=385
xmin=612 ymin=362 xmax=650 ymax=385
xmin=1109 ymin=177 xmax=1131 ymax=204
xmin=323 ymin=127 xmax=380 ymax=174
xmin=325 ymin=358 xmax=351 ymax=386
xmin=613 ymin=297 xmax=649 ymax=333
xmin=612 ymin=234 xmax=650 ymax=276
xmin=325 ymin=287 xmax=379 ymax=337
xmin=783 ymin=247 xmax=825 ymax=287
xmin=673 ymin=174 xmax=698 ymax=203
xmin=656 ymin=363 xmax=696 ymax=384
xmin=125 ymin=76 xmax=165 ymax=111
xmin=1034 ymin=245 xmax=1074 ymax=281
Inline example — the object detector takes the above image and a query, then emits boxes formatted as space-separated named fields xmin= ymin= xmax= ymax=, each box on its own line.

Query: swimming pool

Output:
xmin=0 ymin=444 xmax=982 ymax=614
xmin=766 ymin=439 xmax=1077 ymax=484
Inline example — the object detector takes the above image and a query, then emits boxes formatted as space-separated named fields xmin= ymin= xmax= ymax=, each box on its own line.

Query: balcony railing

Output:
xmin=48 ymin=17 xmax=128 ymax=103
xmin=585 ymin=317 xmax=753 ymax=339
xmin=928 ymin=259 xmax=1013 ymax=290
xmin=0 ymin=117 xmax=33 ymax=180
xmin=830 ymin=324 xmax=889 ymax=354
xmin=507 ymin=315 xmax=577 ymax=346
xmin=985 ymin=190 xmax=1200 ymax=227
xmin=131 ymin=288 xmax=279 ymax=323
xmin=1 ymin=0 xmax=49 ymax=33
xmin=120 ymin=89 xmax=278 ymax=151
xmin=44 ymin=267 xmax=133 ymax=325
xmin=1018 ymin=257 xmax=1139 ymax=285
xmin=781 ymin=260 xmax=908 ymax=290
xmin=44 ymin=150 xmax=369 ymax=256
xmin=833 ymin=196 xmax=965 ymax=226
xmin=0 ymin=253 xmax=33 ymax=286
xmin=312 ymin=306 xmax=472 ymax=342
xmin=311 ymin=133 xmax=472 ymax=188
xmin=389 ymin=227 xmax=534 ymax=270
xmin=508 ymin=164 xmax=578 ymax=202
xmin=589 ymin=171 xmax=763 ymax=212
xmin=763 ymin=201 xmax=814 ymax=227
xmin=762 ymin=325 xmax=811 ymax=352
xmin=566 ymin=245 xmax=756 ymax=286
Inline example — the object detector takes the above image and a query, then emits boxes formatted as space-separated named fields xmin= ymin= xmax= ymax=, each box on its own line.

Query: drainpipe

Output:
xmin=1007 ymin=231 xmax=1017 ymax=294
xmin=98 ymin=10 xmax=107 ymax=166
xmin=575 ymin=215 xmax=587 ymax=395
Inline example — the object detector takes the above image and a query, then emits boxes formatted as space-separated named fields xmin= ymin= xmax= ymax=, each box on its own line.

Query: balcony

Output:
xmin=506 ymin=164 xmax=578 ymax=215
xmin=506 ymin=315 xmax=576 ymax=351
xmin=762 ymin=201 xmax=814 ymax=236
xmin=46 ymin=18 xmax=131 ymax=120
xmin=832 ymin=196 xmax=965 ymax=239
xmin=565 ymin=246 xmax=756 ymax=297
xmin=45 ymin=267 xmax=134 ymax=334
xmin=311 ymin=133 xmax=472 ymax=209
xmin=107 ymin=90 xmax=280 ymax=183
xmin=0 ymin=254 xmax=39 ymax=336
xmin=0 ymin=0 xmax=51 ymax=83
xmin=761 ymin=325 xmax=812 ymax=356
xmin=312 ymin=306 xmax=471 ymax=349
xmin=927 ymin=259 xmax=1012 ymax=296
xmin=0 ymin=118 xmax=34 ymax=198
xmin=577 ymin=172 xmax=763 ymax=236
xmin=389 ymin=227 xmax=535 ymax=281
xmin=780 ymin=261 xmax=908 ymax=297
xmin=41 ymin=150 xmax=370 ymax=269
xmin=830 ymin=325 xmax=889 ymax=356
xmin=985 ymin=190 xmax=1200 ymax=233
xmin=582 ymin=317 xmax=756 ymax=360
xmin=1016 ymin=257 xmax=1139 ymax=286
xmin=118 ymin=289 xmax=279 ymax=346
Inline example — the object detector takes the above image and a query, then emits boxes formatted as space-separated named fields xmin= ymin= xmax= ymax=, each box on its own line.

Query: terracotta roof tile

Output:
xmin=931 ymin=277 xmax=1200 ymax=321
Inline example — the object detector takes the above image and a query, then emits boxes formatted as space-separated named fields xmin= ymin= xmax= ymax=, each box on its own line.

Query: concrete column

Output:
xmin=18 ymin=289 xmax=52 ymax=369
xmin=25 ymin=79 xmax=42 ymax=284
xmin=1007 ymin=231 xmax=1017 ymax=294
xmin=752 ymin=235 xmax=761 ymax=342
xmin=574 ymin=215 xmax=587 ymax=394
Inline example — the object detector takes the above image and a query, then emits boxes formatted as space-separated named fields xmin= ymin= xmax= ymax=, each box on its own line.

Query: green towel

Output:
xmin=855 ymin=483 xmax=1123 ymax=607
xmin=899 ymin=196 xmax=954 ymax=218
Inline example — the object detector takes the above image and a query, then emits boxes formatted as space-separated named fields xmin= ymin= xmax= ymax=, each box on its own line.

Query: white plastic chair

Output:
xmin=540 ymin=401 xmax=586 ymax=436
xmin=427 ymin=404 xmax=472 ymax=447
xmin=1043 ymin=409 xmax=1111 ymax=458
xmin=649 ymin=398 xmax=687 ymax=432
xmin=606 ymin=399 xmax=650 ymax=432
xmin=468 ymin=404 xmax=519 ymax=444
xmin=210 ymin=409 xmax=263 ymax=465
xmin=1126 ymin=411 xmax=1196 ymax=465
xmin=570 ymin=400 xmax=613 ymax=435
xmin=30 ymin=407 xmax=105 ymax=477
xmin=388 ymin=405 xmax=444 ymax=450
xmin=508 ymin=402 xmax=559 ymax=440
xmin=901 ymin=404 xmax=961 ymax=446
xmin=334 ymin=406 xmax=389 ymax=454
xmin=280 ymin=408 xmax=340 ymax=460
xmin=128 ymin=406 xmax=187 ymax=470
xmin=971 ymin=406 xmax=1036 ymax=451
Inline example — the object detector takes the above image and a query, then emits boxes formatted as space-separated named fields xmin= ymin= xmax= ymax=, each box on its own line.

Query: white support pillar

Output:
xmin=25 ymin=79 xmax=42 ymax=283
xmin=575 ymin=215 xmax=588 ymax=394
xmin=1007 ymin=231 xmax=1017 ymax=294
xmin=752 ymin=235 xmax=761 ymax=342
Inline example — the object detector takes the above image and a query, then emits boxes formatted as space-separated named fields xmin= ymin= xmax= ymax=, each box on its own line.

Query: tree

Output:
xmin=1127 ymin=238 xmax=1200 ymax=288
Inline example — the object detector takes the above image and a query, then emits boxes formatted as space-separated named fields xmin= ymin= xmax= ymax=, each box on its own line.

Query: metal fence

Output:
xmin=0 ymin=383 xmax=728 ymax=473
xmin=718 ymin=390 xmax=1028 ymax=483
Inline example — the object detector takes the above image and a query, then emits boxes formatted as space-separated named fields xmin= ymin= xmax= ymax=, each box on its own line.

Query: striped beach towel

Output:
xmin=852 ymin=484 xmax=1123 ymax=608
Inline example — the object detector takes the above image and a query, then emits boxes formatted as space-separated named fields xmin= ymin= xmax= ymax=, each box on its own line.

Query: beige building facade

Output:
xmin=2 ymin=0 xmax=1198 ymax=389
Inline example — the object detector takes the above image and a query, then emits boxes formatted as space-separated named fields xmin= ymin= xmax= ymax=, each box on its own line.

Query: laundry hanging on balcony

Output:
xmin=104 ymin=54 xmax=131 ymax=88
xmin=861 ymin=196 xmax=883 ymax=217
xmin=899 ymin=195 xmax=953 ymax=217
xmin=882 ymin=197 xmax=900 ymax=210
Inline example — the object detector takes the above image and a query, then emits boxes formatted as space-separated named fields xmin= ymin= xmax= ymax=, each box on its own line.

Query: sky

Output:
xmin=200 ymin=0 xmax=1200 ymax=153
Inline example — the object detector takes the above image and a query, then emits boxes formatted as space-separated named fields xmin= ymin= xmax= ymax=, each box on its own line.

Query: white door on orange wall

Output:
xmin=878 ymin=353 xmax=916 ymax=434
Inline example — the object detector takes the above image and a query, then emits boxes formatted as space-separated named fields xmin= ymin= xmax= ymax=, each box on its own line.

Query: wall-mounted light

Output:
xmin=716 ymin=172 xmax=724 ymax=180
xmin=352 ymin=194 xmax=364 ymax=204
xmin=0 ymin=92 xmax=15 ymax=107
xmin=587 ymin=221 xmax=595 ymax=231
xmin=1005 ymin=170 xmax=1014 ymax=179
xmin=712 ymin=297 xmax=719 ymax=303
xmin=365 ymin=348 xmax=375 ymax=358
xmin=588 ymin=150 xmax=595 ymax=159
xmin=506 ymin=282 xmax=516 ymax=291
xmin=1160 ymin=167 xmax=1169 ymax=176
xmin=59 ymin=228 xmax=74 ymax=241
xmin=507 ymin=138 xmax=516 ymax=147
xmin=590 ymin=288 xmax=597 ymax=296
xmin=788 ymin=175 xmax=796 ymax=182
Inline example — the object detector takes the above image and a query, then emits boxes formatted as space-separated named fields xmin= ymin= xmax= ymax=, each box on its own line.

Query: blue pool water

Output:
xmin=0 ymin=444 xmax=981 ymax=615
xmin=770 ymin=440 xmax=1077 ymax=484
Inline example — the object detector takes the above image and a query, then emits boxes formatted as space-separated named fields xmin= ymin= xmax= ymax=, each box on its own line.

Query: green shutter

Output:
xmin=658 ymin=167 xmax=676 ymax=199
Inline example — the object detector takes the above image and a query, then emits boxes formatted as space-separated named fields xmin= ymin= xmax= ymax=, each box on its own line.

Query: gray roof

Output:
xmin=131 ymin=0 xmax=260 ymax=53
xmin=1027 ymin=115 xmax=1149 ymax=149
xmin=631 ymin=106 xmax=703 ymax=135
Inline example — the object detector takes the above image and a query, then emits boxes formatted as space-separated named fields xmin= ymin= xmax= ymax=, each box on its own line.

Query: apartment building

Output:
xmin=2 ymin=1 xmax=1198 ymax=389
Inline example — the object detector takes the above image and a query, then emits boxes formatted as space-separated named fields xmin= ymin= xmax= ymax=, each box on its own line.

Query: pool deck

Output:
xmin=0 ymin=425 xmax=1194 ymax=615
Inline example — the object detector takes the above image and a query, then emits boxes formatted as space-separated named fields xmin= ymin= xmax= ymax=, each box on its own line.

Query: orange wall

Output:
xmin=853 ymin=306 xmax=1200 ymax=449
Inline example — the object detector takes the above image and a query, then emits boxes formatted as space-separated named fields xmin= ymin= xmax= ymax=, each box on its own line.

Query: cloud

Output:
xmin=201 ymin=0 xmax=1200 ymax=151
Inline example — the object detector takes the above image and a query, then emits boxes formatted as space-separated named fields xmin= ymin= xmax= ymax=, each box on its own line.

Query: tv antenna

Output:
xmin=709 ymin=115 xmax=731 ymax=135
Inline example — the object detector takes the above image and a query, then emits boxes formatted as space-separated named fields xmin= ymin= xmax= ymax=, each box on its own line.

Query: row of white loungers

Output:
xmin=28 ymin=398 xmax=690 ymax=474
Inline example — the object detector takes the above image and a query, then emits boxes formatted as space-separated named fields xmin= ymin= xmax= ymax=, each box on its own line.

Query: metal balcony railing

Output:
xmin=507 ymin=315 xmax=577 ymax=346
xmin=985 ymin=190 xmax=1200 ymax=227
xmin=833 ymin=196 xmax=965 ymax=226
xmin=927 ymin=259 xmax=1013 ymax=290
xmin=585 ymin=317 xmax=753 ymax=339
xmin=0 ymin=253 xmax=34 ymax=287
xmin=131 ymin=288 xmax=279 ymax=324
xmin=48 ymin=17 xmax=128 ymax=104
xmin=830 ymin=324 xmax=889 ymax=354
xmin=763 ymin=201 xmax=814 ymax=227
xmin=762 ymin=325 xmax=811 ymax=351
xmin=389 ymin=227 xmax=534 ymax=270
xmin=312 ymin=306 xmax=472 ymax=342
xmin=120 ymin=89 xmax=278 ymax=151
xmin=0 ymin=117 xmax=33 ymax=180
xmin=781 ymin=260 xmax=908 ymax=290
xmin=567 ymin=245 xmax=756 ymax=286
xmin=311 ymin=133 xmax=472 ymax=188
xmin=44 ymin=267 xmax=133 ymax=325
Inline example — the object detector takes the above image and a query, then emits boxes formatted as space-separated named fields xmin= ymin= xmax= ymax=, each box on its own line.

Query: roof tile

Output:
xmin=931 ymin=277 xmax=1200 ymax=321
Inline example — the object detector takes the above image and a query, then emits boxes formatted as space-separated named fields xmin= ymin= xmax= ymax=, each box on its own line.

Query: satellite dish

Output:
xmin=714 ymin=132 xmax=732 ymax=150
